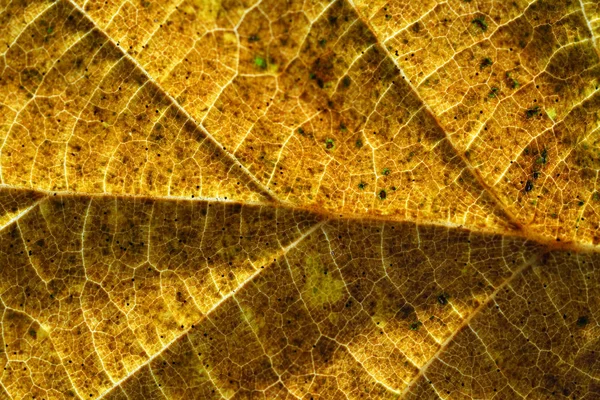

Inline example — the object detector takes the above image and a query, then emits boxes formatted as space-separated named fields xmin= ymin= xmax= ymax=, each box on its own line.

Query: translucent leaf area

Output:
xmin=1 ymin=0 xmax=599 ymax=398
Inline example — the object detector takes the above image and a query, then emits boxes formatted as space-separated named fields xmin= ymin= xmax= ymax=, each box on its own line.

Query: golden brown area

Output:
xmin=0 ymin=0 xmax=599 ymax=399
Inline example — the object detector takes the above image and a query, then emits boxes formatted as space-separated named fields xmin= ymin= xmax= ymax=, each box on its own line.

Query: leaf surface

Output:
xmin=0 ymin=0 xmax=599 ymax=399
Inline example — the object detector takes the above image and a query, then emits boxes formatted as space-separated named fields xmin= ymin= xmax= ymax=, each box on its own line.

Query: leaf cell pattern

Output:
xmin=0 ymin=0 xmax=599 ymax=399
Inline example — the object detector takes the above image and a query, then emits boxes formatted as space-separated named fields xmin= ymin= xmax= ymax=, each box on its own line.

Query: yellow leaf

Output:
xmin=1 ymin=0 xmax=599 ymax=398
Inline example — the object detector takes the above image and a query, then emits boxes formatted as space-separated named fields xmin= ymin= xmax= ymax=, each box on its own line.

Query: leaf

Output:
xmin=0 ymin=0 xmax=599 ymax=399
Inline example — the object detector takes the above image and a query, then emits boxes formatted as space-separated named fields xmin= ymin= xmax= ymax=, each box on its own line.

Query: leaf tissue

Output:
xmin=0 ymin=0 xmax=599 ymax=398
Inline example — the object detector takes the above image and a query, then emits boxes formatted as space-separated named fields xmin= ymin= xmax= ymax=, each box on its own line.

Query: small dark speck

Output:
xmin=577 ymin=316 xmax=589 ymax=327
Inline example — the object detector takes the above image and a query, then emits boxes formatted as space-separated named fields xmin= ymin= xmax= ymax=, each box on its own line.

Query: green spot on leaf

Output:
xmin=480 ymin=57 xmax=493 ymax=69
xmin=409 ymin=321 xmax=422 ymax=331
xmin=506 ymin=72 xmax=519 ymax=89
xmin=472 ymin=17 xmax=488 ymax=32
xmin=526 ymin=106 xmax=540 ymax=119
xmin=254 ymin=56 xmax=267 ymax=69
xmin=536 ymin=148 xmax=548 ymax=164
xmin=304 ymin=256 xmax=345 ymax=307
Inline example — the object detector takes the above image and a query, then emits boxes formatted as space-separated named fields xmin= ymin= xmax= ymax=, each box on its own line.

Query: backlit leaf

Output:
xmin=0 ymin=0 xmax=599 ymax=398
